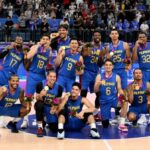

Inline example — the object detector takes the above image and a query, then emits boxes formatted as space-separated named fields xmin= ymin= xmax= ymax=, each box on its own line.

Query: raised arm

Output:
xmin=54 ymin=47 xmax=65 ymax=67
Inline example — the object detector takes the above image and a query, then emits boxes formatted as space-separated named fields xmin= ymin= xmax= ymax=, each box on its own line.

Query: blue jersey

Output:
xmin=84 ymin=44 xmax=103 ymax=73
xmin=132 ymin=82 xmax=147 ymax=106
xmin=59 ymin=52 xmax=80 ymax=79
xmin=57 ymin=37 xmax=71 ymax=53
xmin=0 ymin=86 xmax=21 ymax=107
xmin=29 ymin=46 xmax=50 ymax=74
xmin=44 ymin=83 xmax=60 ymax=106
xmin=99 ymin=72 xmax=117 ymax=104
xmin=137 ymin=42 xmax=150 ymax=70
xmin=65 ymin=96 xmax=83 ymax=117
xmin=109 ymin=40 xmax=126 ymax=69
xmin=2 ymin=49 xmax=24 ymax=74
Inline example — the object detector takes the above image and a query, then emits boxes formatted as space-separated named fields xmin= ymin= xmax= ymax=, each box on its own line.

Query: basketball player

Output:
xmin=81 ymin=30 xmax=104 ymax=120
xmin=0 ymin=36 xmax=25 ymax=86
xmin=0 ymin=74 xmax=30 ymax=133
xmin=55 ymin=38 xmax=84 ymax=92
xmin=126 ymin=68 xmax=150 ymax=126
xmin=57 ymin=82 xmax=100 ymax=139
xmin=21 ymin=34 xmax=51 ymax=129
xmin=35 ymin=70 xmax=63 ymax=137
xmin=94 ymin=59 xmax=128 ymax=132
xmin=50 ymin=24 xmax=71 ymax=53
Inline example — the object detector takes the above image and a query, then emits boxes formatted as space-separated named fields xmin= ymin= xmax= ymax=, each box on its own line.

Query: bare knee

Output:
xmin=128 ymin=112 xmax=137 ymax=122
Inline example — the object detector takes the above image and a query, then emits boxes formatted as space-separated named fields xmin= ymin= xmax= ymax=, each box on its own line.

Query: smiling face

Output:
xmin=104 ymin=60 xmax=114 ymax=73
xmin=58 ymin=27 xmax=68 ymax=39
xmin=9 ymin=76 xmax=19 ymax=89
xmin=47 ymin=71 xmax=56 ymax=86
xmin=133 ymin=69 xmax=143 ymax=81
xmin=70 ymin=40 xmax=79 ymax=53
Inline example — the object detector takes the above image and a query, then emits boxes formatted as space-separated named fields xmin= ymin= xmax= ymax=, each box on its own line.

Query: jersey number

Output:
xmin=112 ymin=54 xmax=122 ymax=62
xmin=106 ymin=87 xmax=111 ymax=95
xmin=138 ymin=96 xmax=143 ymax=104
xmin=67 ymin=63 xmax=72 ymax=70
xmin=91 ymin=56 xmax=98 ymax=63
xmin=9 ymin=59 xmax=17 ymax=67
xmin=37 ymin=60 xmax=44 ymax=69
xmin=141 ymin=55 xmax=150 ymax=63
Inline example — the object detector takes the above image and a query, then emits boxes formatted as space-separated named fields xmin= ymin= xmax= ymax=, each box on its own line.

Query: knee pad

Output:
xmin=102 ymin=120 xmax=109 ymax=128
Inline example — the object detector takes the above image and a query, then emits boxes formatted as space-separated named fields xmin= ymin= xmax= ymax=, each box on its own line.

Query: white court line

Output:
xmin=103 ymin=140 xmax=112 ymax=150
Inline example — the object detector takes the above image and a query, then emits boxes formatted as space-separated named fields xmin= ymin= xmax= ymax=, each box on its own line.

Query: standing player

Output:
xmin=50 ymin=24 xmax=71 ymax=53
xmin=132 ymin=32 xmax=150 ymax=82
xmin=0 ymin=74 xmax=30 ymax=133
xmin=35 ymin=70 xmax=63 ymax=137
xmin=57 ymin=82 xmax=100 ymax=139
xmin=94 ymin=59 xmax=128 ymax=132
xmin=126 ymin=69 xmax=150 ymax=126
xmin=21 ymin=34 xmax=51 ymax=128
xmin=55 ymin=38 xmax=84 ymax=92
xmin=0 ymin=36 xmax=25 ymax=86
xmin=81 ymin=31 xmax=104 ymax=118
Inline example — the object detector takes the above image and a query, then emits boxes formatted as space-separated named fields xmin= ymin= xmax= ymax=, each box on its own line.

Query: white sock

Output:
xmin=12 ymin=118 xmax=21 ymax=123
xmin=90 ymin=123 xmax=96 ymax=129
xmin=58 ymin=123 xmax=64 ymax=129
xmin=119 ymin=117 xmax=125 ymax=125
xmin=37 ymin=122 xmax=43 ymax=129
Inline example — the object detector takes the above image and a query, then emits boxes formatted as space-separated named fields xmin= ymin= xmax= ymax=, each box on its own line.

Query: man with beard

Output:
xmin=50 ymin=24 xmax=71 ymax=53
xmin=126 ymin=69 xmax=150 ymax=127
xmin=0 ymin=75 xmax=30 ymax=133
xmin=0 ymin=36 xmax=25 ymax=86
xmin=81 ymin=31 xmax=104 ymax=119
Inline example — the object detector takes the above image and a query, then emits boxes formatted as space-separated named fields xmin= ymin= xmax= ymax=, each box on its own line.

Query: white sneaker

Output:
xmin=21 ymin=120 xmax=28 ymax=129
xmin=90 ymin=129 xmax=100 ymax=138
xmin=110 ymin=116 xmax=120 ymax=125
xmin=57 ymin=130 xmax=65 ymax=139
xmin=137 ymin=114 xmax=147 ymax=125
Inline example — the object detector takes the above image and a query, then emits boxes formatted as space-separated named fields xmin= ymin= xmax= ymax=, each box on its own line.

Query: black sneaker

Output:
xmin=7 ymin=121 xmax=19 ymax=133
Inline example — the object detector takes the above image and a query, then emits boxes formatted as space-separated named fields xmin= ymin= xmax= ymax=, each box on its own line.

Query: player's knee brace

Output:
xmin=81 ymin=89 xmax=88 ymax=97
xmin=34 ymin=101 xmax=44 ymax=121
xmin=102 ymin=120 xmax=109 ymax=128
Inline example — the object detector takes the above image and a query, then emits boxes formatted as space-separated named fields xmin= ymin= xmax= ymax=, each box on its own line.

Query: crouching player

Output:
xmin=0 ymin=75 xmax=30 ymax=133
xmin=35 ymin=70 xmax=63 ymax=137
xmin=126 ymin=68 xmax=150 ymax=127
xmin=57 ymin=82 xmax=100 ymax=139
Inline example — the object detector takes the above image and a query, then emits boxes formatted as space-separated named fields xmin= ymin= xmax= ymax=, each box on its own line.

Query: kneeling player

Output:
xmin=0 ymin=75 xmax=30 ymax=133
